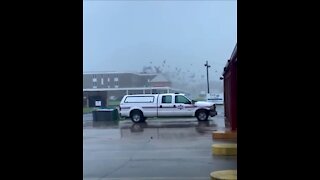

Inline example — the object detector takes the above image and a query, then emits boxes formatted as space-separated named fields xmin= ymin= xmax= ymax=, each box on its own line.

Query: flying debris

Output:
xmin=142 ymin=66 xmax=153 ymax=73
xmin=189 ymin=73 xmax=195 ymax=79
xmin=154 ymin=66 xmax=162 ymax=73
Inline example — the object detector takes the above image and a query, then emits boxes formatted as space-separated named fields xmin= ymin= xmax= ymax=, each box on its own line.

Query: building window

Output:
xmin=101 ymin=78 xmax=104 ymax=85
xmin=92 ymin=78 xmax=97 ymax=82
xmin=108 ymin=85 xmax=110 ymax=88
xmin=115 ymin=85 xmax=118 ymax=88
xmin=107 ymin=78 xmax=110 ymax=82
xmin=148 ymin=79 xmax=150 ymax=82
xmin=93 ymin=85 xmax=97 ymax=89
xmin=114 ymin=77 xmax=118 ymax=82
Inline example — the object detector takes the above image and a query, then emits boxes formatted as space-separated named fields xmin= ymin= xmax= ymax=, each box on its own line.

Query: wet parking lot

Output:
xmin=83 ymin=105 xmax=236 ymax=180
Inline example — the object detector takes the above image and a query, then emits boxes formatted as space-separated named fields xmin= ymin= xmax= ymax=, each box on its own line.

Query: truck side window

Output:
xmin=175 ymin=95 xmax=191 ymax=104
xmin=162 ymin=95 xmax=172 ymax=103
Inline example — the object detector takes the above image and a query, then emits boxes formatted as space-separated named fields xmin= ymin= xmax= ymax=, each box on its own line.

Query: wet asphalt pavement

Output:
xmin=83 ymin=105 xmax=237 ymax=180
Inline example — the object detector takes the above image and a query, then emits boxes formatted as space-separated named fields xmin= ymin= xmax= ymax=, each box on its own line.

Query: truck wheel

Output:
xmin=130 ymin=110 xmax=144 ymax=123
xmin=196 ymin=110 xmax=209 ymax=121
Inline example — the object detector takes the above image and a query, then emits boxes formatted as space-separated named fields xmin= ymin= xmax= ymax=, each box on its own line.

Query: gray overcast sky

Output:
xmin=83 ymin=0 xmax=237 ymax=81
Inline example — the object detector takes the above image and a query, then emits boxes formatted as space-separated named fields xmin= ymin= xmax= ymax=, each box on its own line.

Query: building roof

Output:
xmin=83 ymin=86 xmax=187 ymax=93
xmin=150 ymin=74 xmax=170 ymax=82
xmin=222 ymin=43 xmax=237 ymax=76
xmin=83 ymin=71 xmax=157 ymax=76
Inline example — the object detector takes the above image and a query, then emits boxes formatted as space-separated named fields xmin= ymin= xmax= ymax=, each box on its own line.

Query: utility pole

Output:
xmin=204 ymin=61 xmax=211 ymax=94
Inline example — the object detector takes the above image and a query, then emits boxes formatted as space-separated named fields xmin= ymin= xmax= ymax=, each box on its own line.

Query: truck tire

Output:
xmin=130 ymin=110 xmax=144 ymax=123
xmin=196 ymin=109 xmax=209 ymax=121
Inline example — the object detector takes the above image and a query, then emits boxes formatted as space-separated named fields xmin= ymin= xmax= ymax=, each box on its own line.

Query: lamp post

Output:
xmin=204 ymin=60 xmax=211 ymax=94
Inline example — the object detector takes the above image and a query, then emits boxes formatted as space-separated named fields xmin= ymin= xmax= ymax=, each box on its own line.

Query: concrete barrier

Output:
xmin=212 ymin=143 xmax=237 ymax=156
xmin=210 ymin=170 xmax=237 ymax=180
xmin=212 ymin=131 xmax=237 ymax=140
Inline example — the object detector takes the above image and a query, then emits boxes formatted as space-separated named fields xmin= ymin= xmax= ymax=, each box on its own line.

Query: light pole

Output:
xmin=204 ymin=60 xmax=211 ymax=94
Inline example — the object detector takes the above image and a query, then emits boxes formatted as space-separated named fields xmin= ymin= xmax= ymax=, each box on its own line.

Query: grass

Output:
xmin=193 ymin=97 xmax=206 ymax=101
xmin=83 ymin=107 xmax=95 ymax=114
xmin=108 ymin=100 xmax=120 ymax=106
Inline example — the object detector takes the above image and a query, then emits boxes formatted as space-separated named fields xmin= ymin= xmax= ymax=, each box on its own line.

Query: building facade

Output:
xmin=83 ymin=72 xmax=157 ymax=89
xmin=83 ymin=72 xmax=182 ymax=107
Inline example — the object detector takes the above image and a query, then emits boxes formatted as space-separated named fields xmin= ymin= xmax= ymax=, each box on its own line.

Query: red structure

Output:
xmin=223 ymin=44 xmax=237 ymax=131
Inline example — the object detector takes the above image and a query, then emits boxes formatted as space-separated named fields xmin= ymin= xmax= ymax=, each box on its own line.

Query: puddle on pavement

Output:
xmin=84 ymin=119 xmax=220 ymax=140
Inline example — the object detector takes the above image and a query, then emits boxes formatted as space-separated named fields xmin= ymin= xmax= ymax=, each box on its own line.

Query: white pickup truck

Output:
xmin=119 ymin=93 xmax=217 ymax=123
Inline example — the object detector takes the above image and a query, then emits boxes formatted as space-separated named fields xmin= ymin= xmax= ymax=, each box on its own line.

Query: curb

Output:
xmin=210 ymin=170 xmax=237 ymax=180
xmin=212 ymin=131 xmax=237 ymax=140
xmin=211 ymin=144 xmax=237 ymax=156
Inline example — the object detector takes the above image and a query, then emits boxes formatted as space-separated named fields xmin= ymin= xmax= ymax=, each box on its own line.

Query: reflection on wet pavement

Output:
xmin=122 ymin=120 xmax=219 ymax=140
xmin=84 ymin=119 xmax=222 ymax=141
xmin=83 ymin=105 xmax=236 ymax=179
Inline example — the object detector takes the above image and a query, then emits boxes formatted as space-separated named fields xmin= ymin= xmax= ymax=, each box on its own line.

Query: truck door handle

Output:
xmin=160 ymin=105 xmax=162 ymax=108
xmin=173 ymin=105 xmax=176 ymax=108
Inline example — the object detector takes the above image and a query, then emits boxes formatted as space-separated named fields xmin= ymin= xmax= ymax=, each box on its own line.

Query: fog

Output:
xmin=83 ymin=0 xmax=237 ymax=94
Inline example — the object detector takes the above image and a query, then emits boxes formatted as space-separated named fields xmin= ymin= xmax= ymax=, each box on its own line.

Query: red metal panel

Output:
xmin=230 ymin=61 xmax=237 ymax=131
xmin=223 ymin=44 xmax=237 ymax=131
xmin=224 ymin=70 xmax=230 ymax=128
xmin=223 ymin=57 xmax=237 ymax=131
